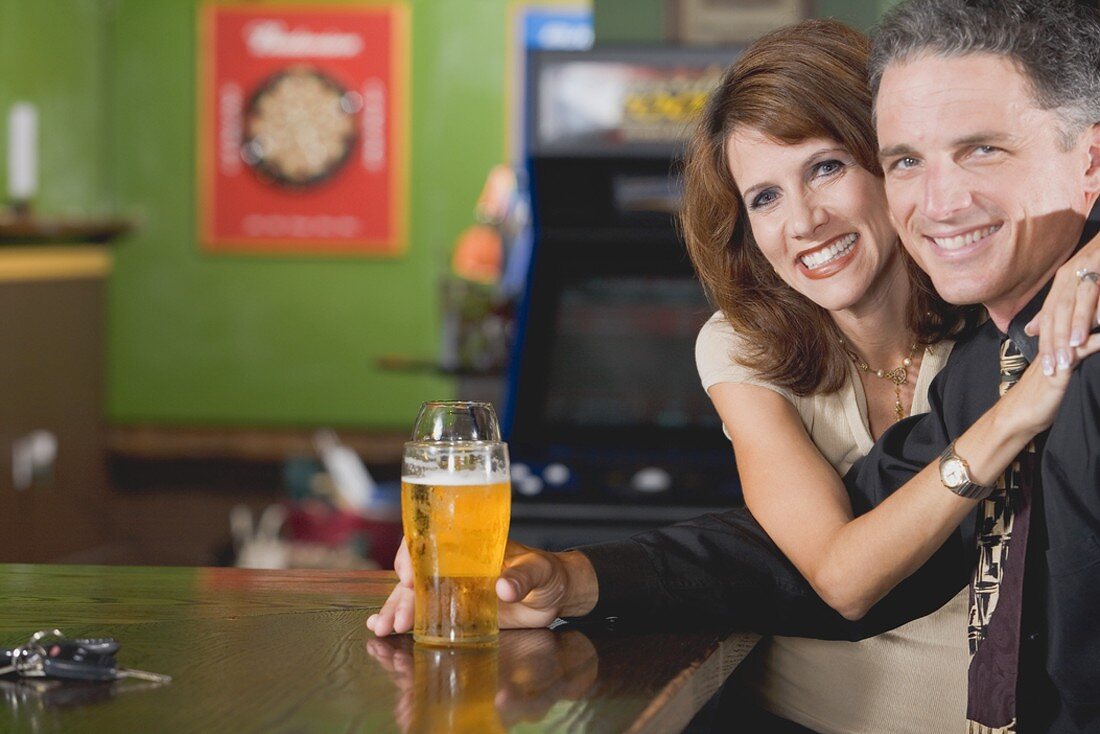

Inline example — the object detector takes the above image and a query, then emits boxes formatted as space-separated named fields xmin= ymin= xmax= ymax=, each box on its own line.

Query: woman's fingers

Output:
xmin=1048 ymin=268 xmax=1078 ymax=372
xmin=1069 ymin=278 xmax=1100 ymax=348
xmin=1029 ymin=238 xmax=1100 ymax=372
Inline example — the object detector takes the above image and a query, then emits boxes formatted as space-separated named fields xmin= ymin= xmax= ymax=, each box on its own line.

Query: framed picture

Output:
xmin=666 ymin=0 xmax=812 ymax=44
xmin=197 ymin=4 xmax=410 ymax=256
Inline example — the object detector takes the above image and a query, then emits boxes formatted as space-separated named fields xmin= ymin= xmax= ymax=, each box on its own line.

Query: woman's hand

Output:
xmin=994 ymin=334 xmax=1100 ymax=446
xmin=366 ymin=538 xmax=598 ymax=636
xmin=1026 ymin=234 xmax=1100 ymax=374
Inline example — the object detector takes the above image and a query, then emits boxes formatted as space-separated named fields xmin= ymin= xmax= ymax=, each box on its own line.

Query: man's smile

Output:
xmin=927 ymin=224 xmax=1002 ymax=252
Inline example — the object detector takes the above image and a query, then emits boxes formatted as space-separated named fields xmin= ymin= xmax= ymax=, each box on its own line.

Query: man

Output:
xmin=371 ymin=1 xmax=1100 ymax=730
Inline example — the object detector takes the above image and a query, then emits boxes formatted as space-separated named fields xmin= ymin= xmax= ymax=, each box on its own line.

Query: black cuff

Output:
xmin=567 ymin=539 xmax=665 ymax=623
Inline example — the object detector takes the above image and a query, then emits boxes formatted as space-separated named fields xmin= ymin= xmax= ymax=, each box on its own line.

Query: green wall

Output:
xmin=6 ymin=0 xmax=893 ymax=429
xmin=106 ymin=0 xmax=528 ymax=427
xmin=594 ymin=0 xmax=664 ymax=42
xmin=595 ymin=0 xmax=893 ymax=39
xmin=0 ymin=0 xmax=113 ymax=216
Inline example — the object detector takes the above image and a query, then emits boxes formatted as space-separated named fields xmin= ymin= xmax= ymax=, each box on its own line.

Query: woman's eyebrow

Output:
xmin=741 ymin=147 xmax=849 ymax=200
xmin=802 ymin=146 xmax=848 ymax=165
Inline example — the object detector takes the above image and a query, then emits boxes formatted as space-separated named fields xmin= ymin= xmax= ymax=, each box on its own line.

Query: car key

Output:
xmin=0 ymin=630 xmax=170 ymax=684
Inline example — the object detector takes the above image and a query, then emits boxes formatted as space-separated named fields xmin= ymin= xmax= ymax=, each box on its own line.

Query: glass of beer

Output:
xmin=402 ymin=401 xmax=511 ymax=646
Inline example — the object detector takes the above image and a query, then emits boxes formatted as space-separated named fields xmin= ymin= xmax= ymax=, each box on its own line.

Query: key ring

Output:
xmin=1076 ymin=268 xmax=1100 ymax=285
xmin=9 ymin=629 xmax=65 ymax=676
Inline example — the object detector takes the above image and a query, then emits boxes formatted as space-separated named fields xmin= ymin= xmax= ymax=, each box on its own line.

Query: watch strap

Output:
xmin=939 ymin=442 xmax=996 ymax=500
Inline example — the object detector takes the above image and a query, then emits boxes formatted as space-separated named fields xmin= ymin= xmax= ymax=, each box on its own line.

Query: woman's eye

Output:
xmin=813 ymin=159 xmax=844 ymax=177
xmin=749 ymin=190 xmax=778 ymax=210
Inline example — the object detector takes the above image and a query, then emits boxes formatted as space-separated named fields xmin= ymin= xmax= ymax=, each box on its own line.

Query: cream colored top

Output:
xmin=696 ymin=312 xmax=969 ymax=734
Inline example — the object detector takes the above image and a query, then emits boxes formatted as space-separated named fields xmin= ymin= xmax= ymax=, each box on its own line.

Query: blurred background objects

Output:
xmin=0 ymin=0 xmax=954 ymax=568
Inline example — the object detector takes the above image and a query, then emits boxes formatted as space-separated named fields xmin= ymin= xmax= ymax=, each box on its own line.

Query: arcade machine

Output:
xmin=506 ymin=46 xmax=744 ymax=550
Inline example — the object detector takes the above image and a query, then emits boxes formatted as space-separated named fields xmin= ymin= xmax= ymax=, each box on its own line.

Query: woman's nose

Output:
xmin=789 ymin=194 xmax=829 ymax=239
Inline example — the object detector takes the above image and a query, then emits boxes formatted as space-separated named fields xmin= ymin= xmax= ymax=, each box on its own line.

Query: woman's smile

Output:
xmin=797 ymin=232 xmax=860 ymax=279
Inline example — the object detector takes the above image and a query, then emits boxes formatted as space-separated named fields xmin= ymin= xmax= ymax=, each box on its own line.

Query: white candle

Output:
xmin=8 ymin=102 xmax=38 ymax=202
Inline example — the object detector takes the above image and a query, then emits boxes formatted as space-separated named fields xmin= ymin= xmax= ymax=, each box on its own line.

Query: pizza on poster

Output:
xmin=198 ymin=4 xmax=409 ymax=255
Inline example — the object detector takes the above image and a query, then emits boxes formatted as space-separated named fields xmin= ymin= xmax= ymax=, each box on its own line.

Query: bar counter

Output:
xmin=0 ymin=564 xmax=758 ymax=733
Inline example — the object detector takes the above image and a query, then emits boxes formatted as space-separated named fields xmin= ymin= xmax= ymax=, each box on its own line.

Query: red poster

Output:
xmin=198 ymin=4 xmax=409 ymax=255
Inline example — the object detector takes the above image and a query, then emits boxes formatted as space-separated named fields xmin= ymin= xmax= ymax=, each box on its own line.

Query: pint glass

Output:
xmin=402 ymin=402 xmax=511 ymax=646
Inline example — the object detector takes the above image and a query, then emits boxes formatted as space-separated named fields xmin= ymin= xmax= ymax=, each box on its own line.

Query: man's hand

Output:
xmin=366 ymin=538 xmax=599 ymax=636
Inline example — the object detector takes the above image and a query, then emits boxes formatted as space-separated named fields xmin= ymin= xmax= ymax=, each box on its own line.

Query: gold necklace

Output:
xmin=841 ymin=339 xmax=918 ymax=422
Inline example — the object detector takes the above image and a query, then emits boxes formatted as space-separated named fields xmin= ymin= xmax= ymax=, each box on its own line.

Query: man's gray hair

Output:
xmin=869 ymin=0 xmax=1100 ymax=147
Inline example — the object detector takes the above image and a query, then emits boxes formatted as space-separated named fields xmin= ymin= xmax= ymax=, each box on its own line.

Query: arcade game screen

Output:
xmin=543 ymin=275 xmax=720 ymax=433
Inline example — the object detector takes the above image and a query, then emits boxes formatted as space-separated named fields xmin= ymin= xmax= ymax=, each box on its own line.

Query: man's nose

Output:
xmin=789 ymin=194 xmax=828 ymax=239
xmin=922 ymin=163 xmax=973 ymax=220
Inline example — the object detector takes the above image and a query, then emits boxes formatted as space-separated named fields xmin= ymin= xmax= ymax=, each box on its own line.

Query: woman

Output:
xmin=370 ymin=19 xmax=1100 ymax=733
xmin=685 ymin=19 xmax=1025 ymax=732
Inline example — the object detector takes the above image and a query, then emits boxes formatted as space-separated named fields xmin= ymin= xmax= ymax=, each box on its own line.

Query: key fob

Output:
xmin=39 ymin=638 xmax=120 ymax=681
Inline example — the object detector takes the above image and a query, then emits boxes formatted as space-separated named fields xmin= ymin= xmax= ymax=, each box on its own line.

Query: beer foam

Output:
xmin=402 ymin=469 xmax=510 ymax=486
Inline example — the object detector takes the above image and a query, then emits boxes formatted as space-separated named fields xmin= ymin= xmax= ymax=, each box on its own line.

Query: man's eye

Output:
xmin=890 ymin=156 xmax=919 ymax=172
xmin=974 ymin=145 xmax=999 ymax=156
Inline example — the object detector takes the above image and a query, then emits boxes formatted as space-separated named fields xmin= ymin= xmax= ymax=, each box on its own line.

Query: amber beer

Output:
xmin=408 ymin=645 xmax=504 ymax=734
xmin=402 ymin=448 xmax=511 ymax=646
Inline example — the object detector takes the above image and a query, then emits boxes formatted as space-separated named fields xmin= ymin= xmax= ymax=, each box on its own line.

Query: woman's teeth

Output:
xmin=931 ymin=224 xmax=1000 ymax=251
xmin=800 ymin=233 xmax=857 ymax=270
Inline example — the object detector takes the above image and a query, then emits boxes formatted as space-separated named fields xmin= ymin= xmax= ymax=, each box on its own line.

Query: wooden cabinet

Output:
xmin=0 ymin=247 xmax=113 ymax=561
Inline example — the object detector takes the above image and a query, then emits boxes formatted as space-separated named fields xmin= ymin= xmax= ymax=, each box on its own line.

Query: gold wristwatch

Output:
xmin=938 ymin=441 xmax=995 ymax=500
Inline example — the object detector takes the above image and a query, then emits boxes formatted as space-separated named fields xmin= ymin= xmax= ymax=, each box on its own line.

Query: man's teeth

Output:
xmin=800 ymin=233 xmax=857 ymax=270
xmin=931 ymin=225 xmax=1000 ymax=251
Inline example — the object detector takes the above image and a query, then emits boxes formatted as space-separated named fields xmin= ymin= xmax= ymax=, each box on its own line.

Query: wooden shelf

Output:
xmin=0 ymin=214 xmax=132 ymax=244
xmin=0 ymin=245 xmax=113 ymax=282
xmin=107 ymin=424 xmax=409 ymax=464
xmin=377 ymin=353 xmax=504 ymax=377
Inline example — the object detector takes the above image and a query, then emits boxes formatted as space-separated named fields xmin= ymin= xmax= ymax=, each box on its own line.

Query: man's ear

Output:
xmin=1084 ymin=122 xmax=1100 ymax=195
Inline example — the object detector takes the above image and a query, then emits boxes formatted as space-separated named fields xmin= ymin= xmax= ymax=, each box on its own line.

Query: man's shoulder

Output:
xmin=926 ymin=321 xmax=1002 ymax=429
xmin=1068 ymin=349 xmax=1100 ymax=397
xmin=947 ymin=319 xmax=998 ymax=356
xmin=1077 ymin=347 xmax=1100 ymax=377
xmin=937 ymin=320 xmax=1000 ymax=378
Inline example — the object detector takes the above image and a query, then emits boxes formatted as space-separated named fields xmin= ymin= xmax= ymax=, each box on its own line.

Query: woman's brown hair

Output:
xmin=680 ymin=19 xmax=982 ymax=396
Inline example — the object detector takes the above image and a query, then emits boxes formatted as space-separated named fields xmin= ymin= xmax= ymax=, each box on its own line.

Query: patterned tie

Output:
xmin=966 ymin=338 xmax=1034 ymax=733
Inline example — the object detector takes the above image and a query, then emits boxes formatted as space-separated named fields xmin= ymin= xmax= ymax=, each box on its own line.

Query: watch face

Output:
xmin=942 ymin=458 xmax=967 ymax=488
xmin=241 ymin=66 xmax=362 ymax=188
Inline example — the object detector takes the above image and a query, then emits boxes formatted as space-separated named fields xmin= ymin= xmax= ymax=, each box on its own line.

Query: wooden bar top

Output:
xmin=0 ymin=564 xmax=758 ymax=733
